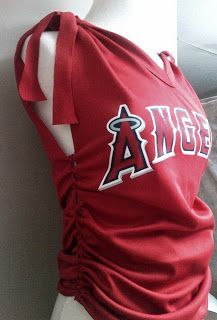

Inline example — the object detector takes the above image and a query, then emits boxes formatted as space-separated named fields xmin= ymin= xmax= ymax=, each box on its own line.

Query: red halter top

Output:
xmin=14 ymin=10 xmax=215 ymax=320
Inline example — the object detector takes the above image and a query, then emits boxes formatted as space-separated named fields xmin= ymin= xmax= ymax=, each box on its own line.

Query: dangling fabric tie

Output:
xmin=158 ymin=50 xmax=176 ymax=87
xmin=18 ymin=11 xmax=79 ymax=125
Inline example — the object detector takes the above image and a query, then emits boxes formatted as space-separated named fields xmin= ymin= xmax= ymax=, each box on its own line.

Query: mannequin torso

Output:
xmin=20 ymin=0 xmax=217 ymax=319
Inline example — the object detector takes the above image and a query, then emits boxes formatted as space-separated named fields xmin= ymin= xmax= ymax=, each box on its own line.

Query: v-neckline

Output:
xmin=75 ymin=14 xmax=177 ymax=88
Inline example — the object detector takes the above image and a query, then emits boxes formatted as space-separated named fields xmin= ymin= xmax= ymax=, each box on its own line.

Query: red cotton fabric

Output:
xmin=14 ymin=10 xmax=215 ymax=320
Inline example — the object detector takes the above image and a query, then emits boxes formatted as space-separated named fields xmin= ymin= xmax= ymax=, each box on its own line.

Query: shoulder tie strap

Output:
xmin=17 ymin=11 xmax=79 ymax=125
xmin=160 ymin=50 xmax=176 ymax=64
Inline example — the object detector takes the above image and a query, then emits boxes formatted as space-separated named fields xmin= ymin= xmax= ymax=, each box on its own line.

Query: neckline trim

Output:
xmin=75 ymin=14 xmax=177 ymax=88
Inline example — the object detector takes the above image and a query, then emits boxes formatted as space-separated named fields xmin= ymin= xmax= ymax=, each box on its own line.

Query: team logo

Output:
xmin=98 ymin=104 xmax=212 ymax=191
xmin=98 ymin=104 xmax=153 ymax=191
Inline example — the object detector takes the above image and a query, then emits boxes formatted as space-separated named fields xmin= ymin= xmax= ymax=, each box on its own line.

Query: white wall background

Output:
xmin=0 ymin=0 xmax=216 ymax=319
xmin=178 ymin=0 xmax=217 ymax=98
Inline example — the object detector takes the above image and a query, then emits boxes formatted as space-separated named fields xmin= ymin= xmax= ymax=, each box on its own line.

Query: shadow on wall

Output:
xmin=199 ymin=97 xmax=217 ymax=297
xmin=0 ymin=55 xmax=61 ymax=319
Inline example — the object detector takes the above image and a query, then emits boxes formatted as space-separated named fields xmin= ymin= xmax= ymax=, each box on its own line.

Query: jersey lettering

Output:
xmin=192 ymin=111 xmax=212 ymax=158
xmin=98 ymin=104 xmax=212 ymax=191
xmin=174 ymin=107 xmax=196 ymax=155
xmin=146 ymin=106 xmax=177 ymax=164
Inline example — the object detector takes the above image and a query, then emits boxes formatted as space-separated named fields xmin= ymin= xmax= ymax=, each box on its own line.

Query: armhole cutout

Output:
xmin=32 ymin=101 xmax=75 ymax=158
xmin=14 ymin=11 xmax=79 ymax=162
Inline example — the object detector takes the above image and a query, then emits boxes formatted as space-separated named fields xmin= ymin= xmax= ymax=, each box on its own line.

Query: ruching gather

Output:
xmin=57 ymin=154 xmax=90 ymax=298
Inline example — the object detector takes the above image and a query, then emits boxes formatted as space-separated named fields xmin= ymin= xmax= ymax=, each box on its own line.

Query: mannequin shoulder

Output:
xmin=20 ymin=31 xmax=58 ymax=64
xmin=20 ymin=31 xmax=58 ymax=95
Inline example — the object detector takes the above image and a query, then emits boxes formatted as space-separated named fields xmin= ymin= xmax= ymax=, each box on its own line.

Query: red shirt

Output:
xmin=14 ymin=11 xmax=215 ymax=320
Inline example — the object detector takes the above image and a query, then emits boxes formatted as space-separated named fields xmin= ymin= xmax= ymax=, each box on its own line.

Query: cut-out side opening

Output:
xmin=16 ymin=96 xmax=76 ymax=161
xmin=31 ymin=103 xmax=76 ymax=158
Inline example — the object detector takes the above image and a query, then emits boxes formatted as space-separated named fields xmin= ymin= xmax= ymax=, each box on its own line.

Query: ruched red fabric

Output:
xmin=14 ymin=10 xmax=215 ymax=320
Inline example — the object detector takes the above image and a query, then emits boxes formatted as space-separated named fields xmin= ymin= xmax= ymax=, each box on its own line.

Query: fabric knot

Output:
xmin=17 ymin=11 xmax=79 ymax=125
xmin=160 ymin=50 xmax=176 ymax=64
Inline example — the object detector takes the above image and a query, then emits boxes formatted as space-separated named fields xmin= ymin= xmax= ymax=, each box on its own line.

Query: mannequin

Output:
xmin=20 ymin=0 xmax=217 ymax=319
